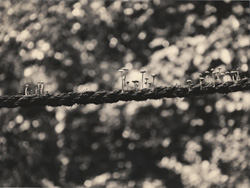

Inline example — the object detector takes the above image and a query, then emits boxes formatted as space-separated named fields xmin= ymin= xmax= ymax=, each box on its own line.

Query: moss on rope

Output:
xmin=0 ymin=78 xmax=250 ymax=108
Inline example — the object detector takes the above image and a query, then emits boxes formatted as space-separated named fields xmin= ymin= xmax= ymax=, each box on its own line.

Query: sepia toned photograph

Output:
xmin=0 ymin=0 xmax=250 ymax=187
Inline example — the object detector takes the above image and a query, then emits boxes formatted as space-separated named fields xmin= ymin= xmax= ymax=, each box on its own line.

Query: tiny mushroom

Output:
xmin=220 ymin=72 xmax=225 ymax=83
xmin=126 ymin=81 xmax=129 ymax=90
xmin=199 ymin=77 xmax=204 ymax=89
xmin=40 ymin=81 xmax=44 ymax=95
xmin=225 ymin=71 xmax=230 ymax=82
xmin=151 ymin=74 xmax=157 ymax=87
xmin=205 ymin=71 xmax=210 ymax=84
xmin=230 ymin=71 xmax=236 ymax=81
xmin=216 ymin=71 xmax=221 ymax=82
xmin=118 ymin=69 xmax=124 ymax=91
xmin=186 ymin=79 xmax=192 ymax=91
xmin=145 ymin=77 xmax=149 ymax=88
xmin=236 ymin=68 xmax=240 ymax=81
xmin=218 ymin=67 xmax=222 ymax=74
xmin=135 ymin=80 xmax=139 ymax=88
xmin=148 ymin=83 xmax=152 ymax=88
xmin=140 ymin=70 xmax=146 ymax=89
xmin=122 ymin=68 xmax=129 ymax=83
xmin=212 ymin=72 xmax=217 ymax=86
xmin=35 ymin=87 xmax=38 ymax=95
xmin=37 ymin=81 xmax=41 ymax=96
xmin=132 ymin=80 xmax=139 ymax=90
xmin=25 ymin=84 xmax=29 ymax=96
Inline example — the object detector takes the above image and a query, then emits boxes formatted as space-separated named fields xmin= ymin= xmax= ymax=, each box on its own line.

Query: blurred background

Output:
xmin=0 ymin=0 xmax=250 ymax=187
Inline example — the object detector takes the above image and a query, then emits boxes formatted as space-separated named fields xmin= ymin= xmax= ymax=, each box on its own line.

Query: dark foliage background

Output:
xmin=0 ymin=0 xmax=250 ymax=187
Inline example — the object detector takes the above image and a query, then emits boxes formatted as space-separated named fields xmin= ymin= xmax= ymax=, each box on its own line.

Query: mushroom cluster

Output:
xmin=23 ymin=81 xmax=45 ymax=96
xmin=118 ymin=67 xmax=242 ymax=92
xmin=118 ymin=68 xmax=158 ymax=91
xmin=186 ymin=67 xmax=242 ymax=91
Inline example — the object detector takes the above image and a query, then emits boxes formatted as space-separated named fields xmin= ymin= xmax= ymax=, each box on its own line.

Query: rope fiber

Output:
xmin=0 ymin=78 xmax=250 ymax=108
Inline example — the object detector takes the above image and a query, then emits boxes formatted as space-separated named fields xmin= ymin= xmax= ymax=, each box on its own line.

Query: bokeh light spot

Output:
xmin=124 ymin=8 xmax=133 ymax=15
xmin=20 ymin=120 xmax=31 ymax=131
xmin=138 ymin=31 xmax=146 ymax=40
xmin=15 ymin=115 xmax=24 ymax=124
xmin=220 ymin=49 xmax=232 ymax=64
xmin=241 ymin=64 xmax=248 ymax=72
xmin=109 ymin=37 xmax=118 ymax=48
xmin=205 ymin=105 xmax=212 ymax=113
xmin=55 ymin=122 xmax=65 ymax=134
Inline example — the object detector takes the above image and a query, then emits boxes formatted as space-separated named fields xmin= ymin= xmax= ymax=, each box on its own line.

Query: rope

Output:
xmin=0 ymin=78 xmax=250 ymax=108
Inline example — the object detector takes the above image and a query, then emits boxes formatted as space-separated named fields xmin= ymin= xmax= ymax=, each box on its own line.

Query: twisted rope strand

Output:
xmin=0 ymin=78 xmax=250 ymax=108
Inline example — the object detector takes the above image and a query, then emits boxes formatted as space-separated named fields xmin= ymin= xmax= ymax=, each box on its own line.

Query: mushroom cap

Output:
xmin=186 ymin=79 xmax=192 ymax=83
xmin=140 ymin=70 xmax=146 ymax=73
xmin=118 ymin=69 xmax=124 ymax=72
xmin=211 ymin=68 xmax=214 ymax=71
xmin=225 ymin=71 xmax=229 ymax=74
xmin=220 ymin=73 xmax=225 ymax=76
xmin=205 ymin=71 xmax=209 ymax=74
xmin=122 ymin=68 xmax=129 ymax=71
xmin=25 ymin=84 xmax=29 ymax=87
xmin=199 ymin=77 xmax=204 ymax=80
xmin=151 ymin=74 xmax=157 ymax=77
xmin=145 ymin=78 xmax=149 ymax=80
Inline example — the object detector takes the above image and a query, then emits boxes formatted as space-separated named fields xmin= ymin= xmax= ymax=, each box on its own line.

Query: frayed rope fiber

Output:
xmin=0 ymin=78 xmax=250 ymax=108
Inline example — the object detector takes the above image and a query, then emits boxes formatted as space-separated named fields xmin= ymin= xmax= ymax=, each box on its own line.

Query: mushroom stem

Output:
xmin=220 ymin=73 xmax=225 ymax=83
xmin=225 ymin=72 xmax=230 ymax=82
xmin=126 ymin=81 xmax=129 ymax=91
xmin=151 ymin=74 xmax=157 ymax=88
xmin=40 ymin=81 xmax=44 ymax=95
xmin=25 ymin=85 xmax=29 ymax=96
xmin=37 ymin=82 xmax=41 ymax=96
xmin=148 ymin=83 xmax=152 ymax=89
xmin=199 ymin=77 xmax=204 ymax=89
xmin=35 ymin=87 xmax=38 ymax=95
xmin=142 ymin=74 xmax=144 ymax=89
xmin=231 ymin=72 xmax=235 ymax=82
xmin=236 ymin=69 xmax=240 ymax=81
xmin=140 ymin=70 xmax=146 ymax=89
xmin=122 ymin=68 xmax=129 ymax=89
xmin=216 ymin=71 xmax=221 ymax=82
xmin=186 ymin=80 xmax=192 ymax=91
xmin=144 ymin=78 xmax=149 ymax=88
xmin=119 ymin=70 xmax=124 ymax=92
xmin=212 ymin=72 xmax=216 ymax=87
